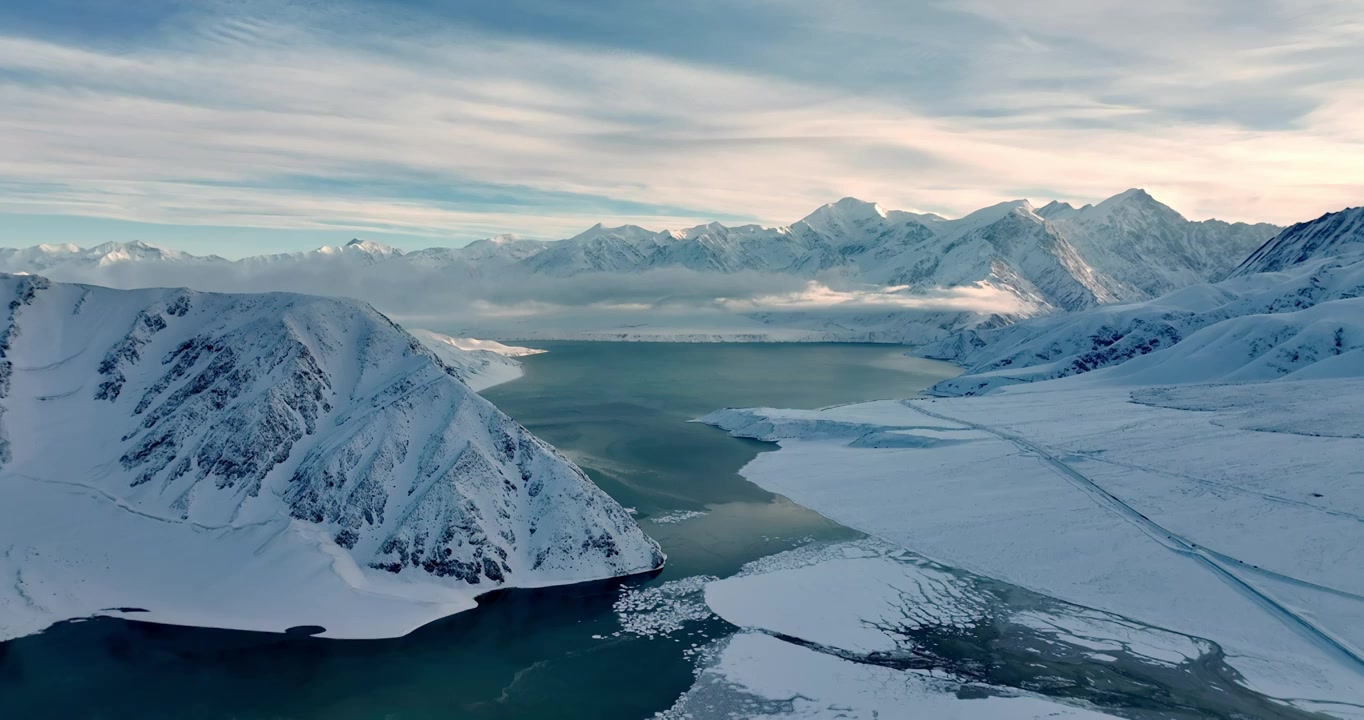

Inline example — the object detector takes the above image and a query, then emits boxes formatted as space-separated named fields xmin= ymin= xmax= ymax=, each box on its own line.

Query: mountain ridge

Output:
xmin=0 ymin=273 xmax=663 ymax=640
xmin=0 ymin=190 xmax=1283 ymax=345
xmin=919 ymin=206 xmax=1364 ymax=395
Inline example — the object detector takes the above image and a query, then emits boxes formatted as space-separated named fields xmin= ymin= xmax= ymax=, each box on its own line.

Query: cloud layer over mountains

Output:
xmin=1 ymin=190 xmax=1280 ymax=342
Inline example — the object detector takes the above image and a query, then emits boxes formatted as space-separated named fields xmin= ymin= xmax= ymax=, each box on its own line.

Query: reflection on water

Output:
xmin=0 ymin=343 xmax=958 ymax=720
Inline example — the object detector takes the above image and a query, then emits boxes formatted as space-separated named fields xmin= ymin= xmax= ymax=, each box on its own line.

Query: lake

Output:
xmin=0 ymin=342 xmax=960 ymax=719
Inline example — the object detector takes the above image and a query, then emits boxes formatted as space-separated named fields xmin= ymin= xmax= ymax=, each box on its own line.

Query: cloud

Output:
xmin=0 ymin=0 xmax=1361 ymax=255
xmin=722 ymin=281 xmax=1034 ymax=315
xmin=35 ymin=252 xmax=1031 ymax=336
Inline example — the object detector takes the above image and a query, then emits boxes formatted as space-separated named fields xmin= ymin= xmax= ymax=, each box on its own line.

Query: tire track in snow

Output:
xmin=904 ymin=399 xmax=1364 ymax=678
xmin=1075 ymin=452 xmax=1364 ymax=526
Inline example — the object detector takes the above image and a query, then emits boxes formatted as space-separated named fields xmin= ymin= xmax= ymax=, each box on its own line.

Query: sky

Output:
xmin=0 ymin=0 xmax=1361 ymax=257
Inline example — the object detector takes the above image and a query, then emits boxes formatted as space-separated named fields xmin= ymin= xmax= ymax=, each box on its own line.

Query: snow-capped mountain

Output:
xmin=509 ymin=191 xmax=1271 ymax=314
xmin=0 ymin=240 xmax=224 ymax=274
xmin=1041 ymin=189 xmax=1280 ymax=297
xmin=0 ymin=274 xmax=661 ymax=640
xmin=1233 ymin=206 xmax=1364 ymax=276
xmin=0 ymin=190 xmax=1279 ymax=344
xmin=921 ymin=206 xmax=1364 ymax=395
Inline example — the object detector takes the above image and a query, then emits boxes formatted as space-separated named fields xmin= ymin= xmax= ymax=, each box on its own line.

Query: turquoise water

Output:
xmin=0 ymin=342 xmax=960 ymax=720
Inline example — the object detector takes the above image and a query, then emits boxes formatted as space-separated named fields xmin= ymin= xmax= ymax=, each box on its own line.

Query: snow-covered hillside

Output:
xmin=921 ymin=207 xmax=1364 ymax=396
xmin=0 ymin=191 xmax=1277 ymax=344
xmin=1041 ymin=188 xmax=1280 ymax=297
xmin=1235 ymin=206 xmax=1364 ymax=276
xmin=0 ymin=275 xmax=662 ymax=641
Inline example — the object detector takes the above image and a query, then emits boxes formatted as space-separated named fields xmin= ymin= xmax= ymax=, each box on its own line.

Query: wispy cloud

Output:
xmin=0 ymin=0 xmax=1361 ymax=254
xmin=722 ymin=282 xmax=1033 ymax=315
xmin=36 ymin=254 xmax=1030 ymax=335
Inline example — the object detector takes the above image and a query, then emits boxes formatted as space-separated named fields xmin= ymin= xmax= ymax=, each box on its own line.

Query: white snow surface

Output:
xmin=408 ymin=329 xmax=543 ymax=391
xmin=680 ymin=538 xmax=1218 ymax=718
xmin=741 ymin=206 xmax=1364 ymax=714
xmin=705 ymin=540 xmax=994 ymax=656
xmin=664 ymin=633 xmax=1119 ymax=720
xmin=0 ymin=274 xmax=662 ymax=641
xmin=699 ymin=385 xmax=1364 ymax=714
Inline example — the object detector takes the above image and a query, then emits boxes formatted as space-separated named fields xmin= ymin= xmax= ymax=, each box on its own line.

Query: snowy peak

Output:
xmin=85 ymin=240 xmax=186 ymax=266
xmin=319 ymin=238 xmax=401 ymax=259
xmin=1234 ymin=206 xmax=1364 ymax=276
xmin=796 ymin=197 xmax=889 ymax=237
xmin=944 ymin=199 xmax=1039 ymax=235
xmin=1036 ymin=200 xmax=1079 ymax=221
xmin=1084 ymin=187 xmax=1186 ymax=224
xmin=1045 ymin=189 xmax=1278 ymax=298
xmin=344 ymin=237 xmax=397 ymax=253
xmin=0 ymin=191 xmax=1288 ymax=346
xmin=566 ymin=222 xmax=661 ymax=244
xmin=34 ymin=242 xmax=82 ymax=254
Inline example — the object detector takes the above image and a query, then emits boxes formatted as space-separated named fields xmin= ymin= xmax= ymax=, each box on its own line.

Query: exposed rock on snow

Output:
xmin=0 ymin=274 xmax=662 ymax=641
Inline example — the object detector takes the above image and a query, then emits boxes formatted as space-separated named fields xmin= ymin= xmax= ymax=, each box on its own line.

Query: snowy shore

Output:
xmin=698 ymin=380 xmax=1364 ymax=716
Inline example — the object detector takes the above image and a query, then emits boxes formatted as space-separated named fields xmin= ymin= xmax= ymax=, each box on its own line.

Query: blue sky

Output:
xmin=1 ymin=0 xmax=1361 ymax=256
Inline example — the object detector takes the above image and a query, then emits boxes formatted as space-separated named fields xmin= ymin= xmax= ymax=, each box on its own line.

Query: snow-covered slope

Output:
xmin=921 ymin=207 xmax=1364 ymax=395
xmin=408 ymin=329 xmax=544 ymax=391
xmin=1235 ymin=206 xmax=1364 ymax=276
xmin=697 ymin=384 xmax=1364 ymax=715
xmin=0 ymin=191 xmax=1279 ymax=345
xmin=0 ymin=274 xmax=661 ymax=641
xmin=925 ymin=251 xmax=1364 ymax=395
xmin=1043 ymin=189 xmax=1278 ymax=297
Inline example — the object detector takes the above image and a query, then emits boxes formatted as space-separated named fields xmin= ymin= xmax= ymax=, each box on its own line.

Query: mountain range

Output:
xmin=0 ymin=190 xmax=1280 ymax=343
xmin=922 ymin=206 xmax=1364 ymax=395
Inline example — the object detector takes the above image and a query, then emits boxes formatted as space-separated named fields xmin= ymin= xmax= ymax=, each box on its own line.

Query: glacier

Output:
xmin=0 ymin=274 xmax=662 ymax=642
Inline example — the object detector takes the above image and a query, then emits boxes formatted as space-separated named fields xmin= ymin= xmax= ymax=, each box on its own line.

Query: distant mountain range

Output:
xmin=0 ymin=190 xmax=1283 ymax=343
